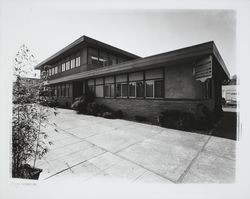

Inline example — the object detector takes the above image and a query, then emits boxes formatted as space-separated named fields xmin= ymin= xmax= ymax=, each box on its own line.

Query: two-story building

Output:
xmin=35 ymin=35 xmax=230 ymax=121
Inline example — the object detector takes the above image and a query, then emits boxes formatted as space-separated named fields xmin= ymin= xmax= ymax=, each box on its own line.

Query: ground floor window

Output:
xmin=155 ymin=80 xmax=164 ymax=98
xmin=145 ymin=80 xmax=154 ymax=98
xmin=104 ymin=84 xmax=114 ymax=98
xmin=136 ymin=81 xmax=144 ymax=97
xmin=85 ymin=68 xmax=164 ymax=99
xmin=116 ymin=83 xmax=128 ymax=98
xmin=57 ymin=85 xmax=61 ymax=97
xmin=129 ymin=82 xmax=136 ymax=98
xmin=65 ymin=83 xmax=70 ymax=97
xmin=61 ymin=84 xmax=66 ymax=97
xmin=95 ymin=85 xmax=104 ymax=97
xmin=145 ymin=79 xmax=164 ymax=98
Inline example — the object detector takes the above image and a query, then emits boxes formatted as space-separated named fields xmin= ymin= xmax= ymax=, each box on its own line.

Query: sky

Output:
xmin=0 ymin=1 xmax=236 ymax=78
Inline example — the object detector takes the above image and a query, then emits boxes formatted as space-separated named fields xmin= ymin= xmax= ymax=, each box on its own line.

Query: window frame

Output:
xmin=71 ymin=58 xmax=76 ymax=69
xmin=104 ymin=83 xmax=115 ymax=98
xmin=145 ymin=80 xmax=154 ymax=98
xmin=129 ymin=82 xmax=136 ymax=98
xmin=76 ymin=56 xmax=81 ymax=67
xmin=66 ymin=59 xmax=70 ymax=70
xmin=62 ymin=62 xmax=65 ymax=72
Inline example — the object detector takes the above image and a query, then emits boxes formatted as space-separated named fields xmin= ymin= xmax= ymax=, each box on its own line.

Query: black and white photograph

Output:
xmin=0 ymin=0 xmax=250 ymax=198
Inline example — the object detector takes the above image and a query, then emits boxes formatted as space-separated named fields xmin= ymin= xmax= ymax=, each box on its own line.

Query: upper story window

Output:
xmin=51 ymin=67 xmax=55 ymax=75
xmin=55 ymin=66 xmax=58 ymax=74
xmin=76 ymin=56 xmax=80 ymax=67
xmin=62 ymin=62 xmax=65 ymax=72
xmin=71 ymin=58 xmax=75 ymax=69
xmin=109 ymin=54 xmax=117 ymax=65
xmin=66 ymin=58 xmax=70 ymax=70
xmin=88 ymin=48 xmax=99 ymax=65
xmin=88 ymin=47 xmax=121 ymax=67
xmin=48 ymin=68 xmax=52 ymax=76
xmin=117 ymin=56 xmax=126 ymax=64
xmin=99 ymin=51 xmax=108 ymax=67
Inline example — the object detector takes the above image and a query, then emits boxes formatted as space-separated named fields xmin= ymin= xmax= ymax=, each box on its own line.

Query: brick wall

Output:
xmin=95 ymin=98 xmax=204 ymax=122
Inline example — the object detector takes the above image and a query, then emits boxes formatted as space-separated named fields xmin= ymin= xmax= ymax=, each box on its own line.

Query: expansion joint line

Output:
xmin=177 ymin=129 xmax=214 ymax=183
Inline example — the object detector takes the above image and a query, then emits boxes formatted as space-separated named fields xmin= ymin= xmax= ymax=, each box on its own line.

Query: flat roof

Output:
xmin=35 ymin=35 xmax=141 ymax=69
xmin=45 ymin=41 xmax=230 ymax=85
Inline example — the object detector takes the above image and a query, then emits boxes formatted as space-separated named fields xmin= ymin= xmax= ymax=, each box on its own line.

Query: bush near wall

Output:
xmin=158 ymin=103 xmax=219 ymax=131
xmin=71 ymin=93 xmax=123 ymax=119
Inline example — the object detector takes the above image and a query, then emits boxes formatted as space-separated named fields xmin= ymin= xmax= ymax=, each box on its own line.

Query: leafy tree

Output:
xmin=12 ymin=44 xmax=57 ymax=179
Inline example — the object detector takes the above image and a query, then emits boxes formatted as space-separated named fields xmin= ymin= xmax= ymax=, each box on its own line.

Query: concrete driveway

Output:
xmin=35 ymin=108 xmax=236 ymax=183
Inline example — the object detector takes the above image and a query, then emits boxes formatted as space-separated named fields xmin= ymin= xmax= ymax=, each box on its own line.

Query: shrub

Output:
xmin=71 ymin=91 xmax=95 ymax=114
xmin=158 ymin=104 xmax=218 ymax=131
xmin=40 ymin=96 xmax=58 ymax=108
xmin=86 ymin=102 xmax=99 ymax=116
xmin=71 ymin=96 xmax=88 ymax=114
xmin=102 ymin=112 xmax=114 ymax=119
xmin=135 ymin=115 xmax=148 ymax=122
xmin=114 ymin=110 xmax=123 ymax=119
xmin=158 ymin=110 xmax=195 ymax=131
xmin=195 ymin=103 xmax=214 ymax=130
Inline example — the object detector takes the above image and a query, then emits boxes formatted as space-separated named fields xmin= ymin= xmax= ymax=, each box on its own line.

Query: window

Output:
xmin=145 ymin=79 xmax=164 ymax=98
xmin=145 ymin=69 xmax=164 ymax=98
xmin=66 ymin=59 xmax=70 ymax=70
xmin=136 ymin=81 xmax=144 ymax=97
xmin=99 ymin=51 xmax=108 ymax=67
xmin=51 ymin=67 xmax=54 ymax=75
xmin=95 ymin=85 xmax=103 ymax=97
xmin=88 ymin=48 xmax=99 ymax=65
xmin=116 ymin=83 xmax=121 ymax=97
xmin=155 ymin=80 xmax=164 ymax=98
xmin=54 ymin=85 xmax=57 ymax=96
xmin=48 ymin=69 xmax=51 ymax=76
xmin=55 ymin=66 xmax=58 ymax=74
xmin=117 ymin=56 xmax=126 ymax=64
xmin=109 ymin=54 xmax=117 ymax=65
xmin=145 ymin=80 xmax=154 ymax=98
xmin=104 ymin=84 xmax=114 ymax=98
xmin=62 ymin=63 xmax=65 ymax=72
xmin=129 ymin=82 xmax=136 ymax=98
xmin=104 ymin=77 xmax=114 ymax=98
xmin=57 ymin=85 xmax=61 ymax=97
xmin=76 ymin=56 xmax=80 ymax=67
xmin=61 ymin=84 xmax=65 ymax=97
xmin=71 ymin=58 xmax=75 ymax=69
xmin=95 ymin=78 xmax=104 ymax=97
xmin=91 ymin=56 xmax=99 ymax=65
xmin=121 ymin=83 xmax=128 ymax=97
xmin=87 ymin=79 xmax=95 ymax=93
xmin=116 ymin=83 xmax=128 ymax=98
xmin=65 ymin=83 xmax=70 ymax=97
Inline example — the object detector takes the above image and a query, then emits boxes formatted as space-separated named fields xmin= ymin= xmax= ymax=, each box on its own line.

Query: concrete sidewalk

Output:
xmin=35 ymin=108 xmax=236 ymax=183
